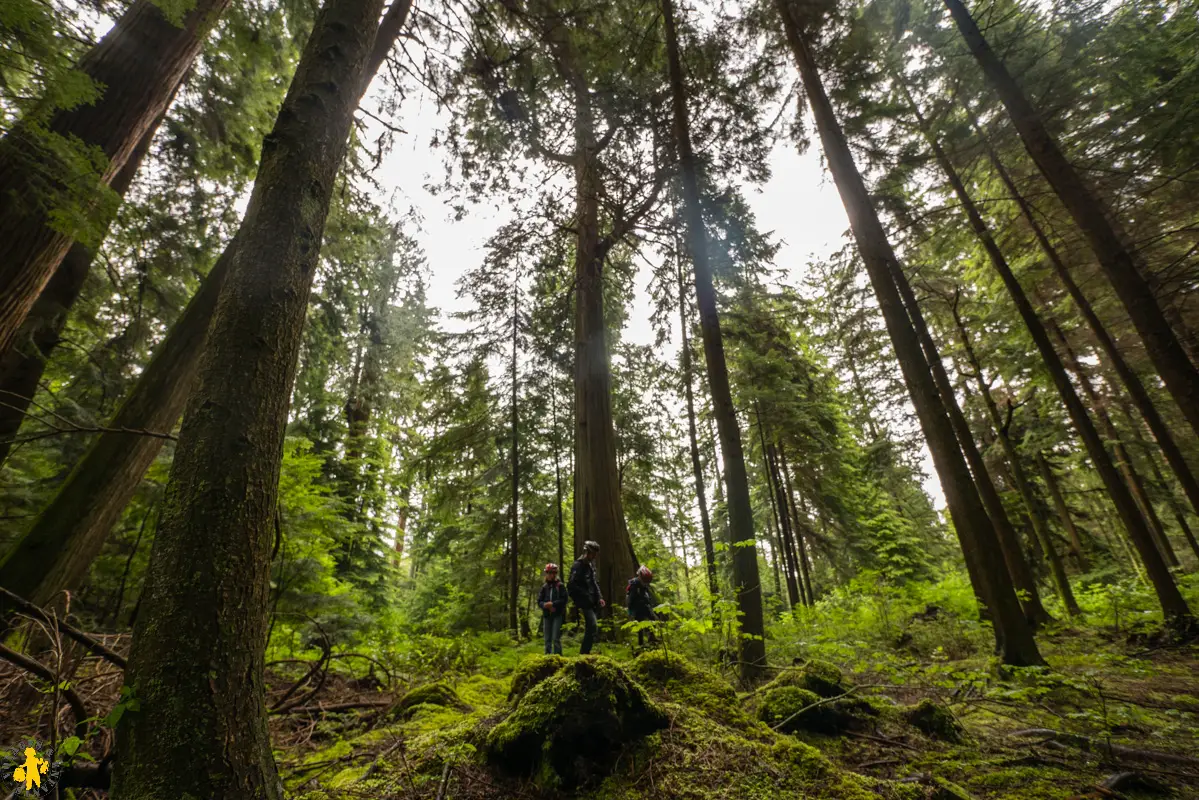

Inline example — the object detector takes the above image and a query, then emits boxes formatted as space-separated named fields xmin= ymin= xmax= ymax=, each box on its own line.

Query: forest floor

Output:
xmin=2 ymin=598 xmax=1198 ymax=799
xmin=263 ymin=620 xmax=1199 ymax=800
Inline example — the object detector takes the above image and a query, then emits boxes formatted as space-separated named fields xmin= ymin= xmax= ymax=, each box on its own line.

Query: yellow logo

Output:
xmin=3 ymin=741 xmax=60 ymax=797
xmin=12 ymin=747 xmax=48 ymax=792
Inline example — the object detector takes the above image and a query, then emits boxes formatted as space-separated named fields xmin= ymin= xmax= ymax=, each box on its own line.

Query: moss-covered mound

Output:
xmin=484 ymin=656 xmax=668 ymax=788
xmin=507 ymin=654 xmax=570 ymax=703
xmin=757 ymin=685 xmax=877 ymax=735
xmin=903 ymin=699 xmax=965 ymax=743
xmin=397 ymin=681 xmax=465 ymax=715
xmin=764 ymin=658 xmax=850 ymax=698
xmin=626 ymin=650 xmax=749 ymax=728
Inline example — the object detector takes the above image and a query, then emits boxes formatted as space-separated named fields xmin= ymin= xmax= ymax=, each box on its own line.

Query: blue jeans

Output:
xmin=543 ymin=614 xmax=564 ymax=654
xmin=580 ymin=607 xmax=598 ymax=654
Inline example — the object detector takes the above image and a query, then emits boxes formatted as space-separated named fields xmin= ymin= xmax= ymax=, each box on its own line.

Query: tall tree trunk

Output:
xmin=904 ymin=98 xmax=1082 ymax=615
xmin=777 ymin=5 xmax=1041 ymax=664
xmin=551 ymin=377 xmax=565 ymax=569
xmin=663 ymin=0 xmax=767 ymax=676
xmin=0 ymin=0 xmax=233 ymax=360
xmin=1115 ymin=395 xmax=1199 ymax=561
xmin=756 ymin=409 xmax=792 ymax=609
xmin=567 ymin=70 xmax=634 ymax=608
xmin=766 ymin=442 xmax=802 ymax=608
xmin=509 ymin=281 xmax=520 ymax=635
xmin=0 ymin=4 xmax=411 ymax=632
xmin=108 ymin=2 xmax=406 ymax=794
xmin=779 ymin=447 xmax=814 ymax=606
xmin=887 ymin=231 xmax=1052 ymax=625
xmin=976 ymin=125 xmax=1199 ymax=538
xmin=0 ymin=109 xmax=168 ymax=467
xmin=1035 ymin=452 xmax=1088 ymax=570
xmin=1049 ymin=321 xmax=1181 ymax=568
xmin=678 ymin=253 xmax=719 ymax=598
xmin=944 ymin=0 xmax=1199 ymax=443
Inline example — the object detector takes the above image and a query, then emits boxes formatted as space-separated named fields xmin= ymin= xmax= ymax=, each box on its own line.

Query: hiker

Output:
xmin=626 ymin=565 xmax=657 ymax=647
xmin=568 ymin=540 xmax=605 ymax=654
xmin=538 ymin=562 xmax=568 ymax=655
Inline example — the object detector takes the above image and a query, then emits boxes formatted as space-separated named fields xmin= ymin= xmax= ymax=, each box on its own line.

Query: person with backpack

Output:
xmin=626 ymin=565 xmax=657 ymax=647
xmin=538 ymin=562 xmax=568 ymax=655
xmin=567 ymin=540 xmax=604 ymax=654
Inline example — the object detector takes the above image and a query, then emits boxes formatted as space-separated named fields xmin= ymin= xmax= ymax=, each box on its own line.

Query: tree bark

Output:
xmin=904 ymin=98 xmax=1081 ymax=616
xmin=777 ymin=4 xmax=1042 ymax=664
xmin=678 ymin=253 xmax=719 ymax=598
xmin=509 ymin=280 xmax=520 ymax=635
xmin=886 ymin=227 xmax=1052 ymax=625
xmin=976 ymin=126 xmax=1199 ymax=542
xmin=0 ymin=1 xmax=411 ymax=634
xmin=551 ymin=377 xmax=565 ymax=569
xmin=0 ymin=111 xmax=166 ymax=467
xmin=1049 ymin=321 xmax=1181 ymax=569
xmin=944 ymin=0 xmax=1199 ymax=444
xmin=109 ymin=1 xmax=406 ymax=796
xmin=949 ymin=304 xmax=1080 ymax=617
xmin=664 ymin=0 xmax=767 ymax=676
xmin=1035 ymin=452 xmax=1088 ymax=571
xmin=0 ymin=0 xmax=233 ymax=360
xmin=766 ymin=441 xmax=802 ymax=608
xmin=780 ymin=447 xmax=814 ymax=606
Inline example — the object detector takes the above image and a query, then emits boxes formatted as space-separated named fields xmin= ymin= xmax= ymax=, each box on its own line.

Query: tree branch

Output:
xmin=0 ymin=587 xmax=127 ymax=669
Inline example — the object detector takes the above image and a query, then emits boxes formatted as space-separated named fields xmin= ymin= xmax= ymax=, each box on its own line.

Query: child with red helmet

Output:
xmin=538 ymin=562 xmax=568 ymax=654
xmin=626 ymin=565 xmax=657 ymax=648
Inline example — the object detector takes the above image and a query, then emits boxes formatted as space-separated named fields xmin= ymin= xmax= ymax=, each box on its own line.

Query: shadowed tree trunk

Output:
xmin=509 ymin=279 xmax=520 ymax=635
xmin=0 ymin=0 xmax=234 ymax=360
xmin=780 ymin=447 xmax=814 ymax=606
xmin=551 ymin=379 xmax=565 ymax=568
xmin=887 ymin=237 xmax=1052 ymax=625
xmin=678 ymin=252 xmax=719 ymax=598
xmin=1049 ymin=320 xmax=1181 ymax=569
xmin=765 ymin=441 xmax=802 ymax=608
xmin=663 ymin=0 xmax=766 ymax=676
xmin=776 ymin=3 xmax=1042 ymax=664
xmin=0 ymin=109 xmax=168 ymax=467
xmin=944 ymin=0 xmax=1199 ymax=444
xmin=956 ymin=311 xmax=1078 ymax=616
xmin=109 ymin=0 xmax=403 ymax=794
xmin=975 ymin=125 xmax=1199 ymax=540
xmin=1036 ymin=452 xmax=1088 ymax=570
xmin=905 ymin=97 xmax=1080 ymax=616
xmin=0 ymin=2 xmax=412 ymax=633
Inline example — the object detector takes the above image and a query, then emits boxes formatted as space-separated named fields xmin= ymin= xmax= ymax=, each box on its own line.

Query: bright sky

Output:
xmin=366 ymin=82 xmax=946 ymax=508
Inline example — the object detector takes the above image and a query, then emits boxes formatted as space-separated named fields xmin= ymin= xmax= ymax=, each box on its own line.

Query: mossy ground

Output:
xmin=278 ymin=627 xmax=1199 ymax=800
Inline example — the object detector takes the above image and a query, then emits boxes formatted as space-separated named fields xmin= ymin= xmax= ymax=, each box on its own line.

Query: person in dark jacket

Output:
xmin=567 ymin=540 xmax=604 ymax=654
xmin=626 ymin=565 xmax=657 ymax=647
xmin=538 ymin=562 xmax=568 ymax=654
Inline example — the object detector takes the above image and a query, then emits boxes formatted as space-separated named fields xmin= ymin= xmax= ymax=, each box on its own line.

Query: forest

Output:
xmin=0 ymin=0 xmax=1197 ymax=794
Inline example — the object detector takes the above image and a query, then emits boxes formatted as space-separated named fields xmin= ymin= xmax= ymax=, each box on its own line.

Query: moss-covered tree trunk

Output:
xmin=0 ymin=113 xmax=166 ymax=467
xmin=777 ymin=4 xmax=1041 ymax=665
xmin=108 ymin=2 xmax=407 ymax=797
xmin=0 ymin=0 xmax=232 ymax=360
xmin=663 ymin=0 xmax=766 ymax=676
xmin=944 ymin=0 xmax=1199 ymax=445
xmin=0 ymin=2 xmax=411 ymax=634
